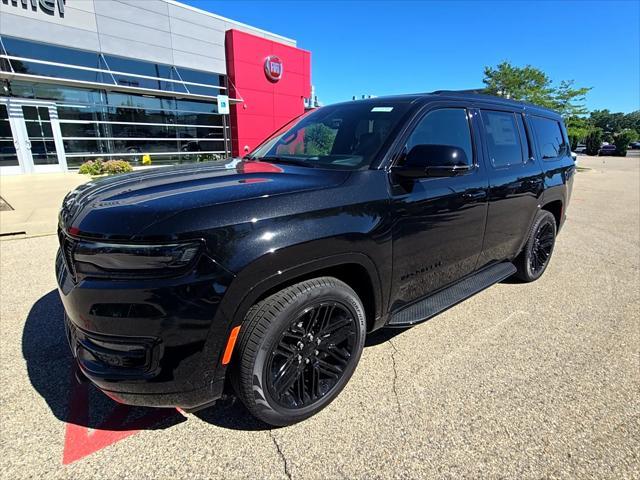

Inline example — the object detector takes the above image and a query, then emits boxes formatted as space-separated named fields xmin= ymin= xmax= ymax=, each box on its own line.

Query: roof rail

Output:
xmin=429 ymin=89 xmax=556 ymax=113
xmin=430 ymin=89 xmax=488 ymax=95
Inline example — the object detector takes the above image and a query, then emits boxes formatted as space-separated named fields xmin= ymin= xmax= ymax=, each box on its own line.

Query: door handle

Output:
xmin=462 ymin=190 xmax=487 ymax=201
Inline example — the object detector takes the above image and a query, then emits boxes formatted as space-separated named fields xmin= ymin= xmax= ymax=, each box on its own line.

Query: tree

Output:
xmin=565 ymin=115 xmax=591 ymax=149
xmin=483 ymin=62 xmax=591 ymax=116
xmin=590 ymin=110 xmax=640 ymax=139
xmin=552 ymin=80 xmax=591 ymax=116
xmin=589 ymin=109 xmax=623 ymax=134
xmin=621 ymin=111 xmax=640 ymax=134
xmin=613 ymin=129 xmax=635 ymax=157
xmin=483 ymin=62 xmax=554 ymax=107
xmin=585 ymin=128 xmax=603 ymax=156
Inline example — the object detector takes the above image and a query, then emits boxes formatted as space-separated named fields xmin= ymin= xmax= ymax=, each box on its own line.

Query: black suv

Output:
xmin=57 ymin=92 xmax=575 ymax=426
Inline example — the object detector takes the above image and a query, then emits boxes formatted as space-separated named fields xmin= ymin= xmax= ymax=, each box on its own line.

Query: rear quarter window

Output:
xmin=530 ymin=116 xmax=569 ymax=160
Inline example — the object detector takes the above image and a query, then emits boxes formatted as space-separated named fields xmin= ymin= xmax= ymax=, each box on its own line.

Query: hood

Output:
xmin=60 ymin=160 xmax=350 ymax=239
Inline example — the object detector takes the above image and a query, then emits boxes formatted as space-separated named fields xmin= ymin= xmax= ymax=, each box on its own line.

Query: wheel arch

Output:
xmin=198 ymin=249 xmax=386 ymax=398
xmin=221 ymin=252 xmax=384 ymax=336
xmin=541 ymin=199 xmax=563 ymax=231
xmin=251 ymin=262 xmax=378 ymax=331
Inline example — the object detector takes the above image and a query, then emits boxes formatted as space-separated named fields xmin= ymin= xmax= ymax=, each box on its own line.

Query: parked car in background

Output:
xmin=56 ymin=92 xmax=575 ymax=426
xmin=574 ymin=144 xmax=587 ymax=154
xmin=629 ymin=141 xmax=640 ymax=150
xmin=598 ymin=144 xmax=616 ymax=156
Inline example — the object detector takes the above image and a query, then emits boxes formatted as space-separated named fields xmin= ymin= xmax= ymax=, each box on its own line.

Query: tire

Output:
xmin=231 ymin=277 xmax=366 ymax=426
xmin=515 ymin=210 xmax=557 ymax=282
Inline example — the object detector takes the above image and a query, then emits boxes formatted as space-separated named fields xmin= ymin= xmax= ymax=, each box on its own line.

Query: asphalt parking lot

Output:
xmin=0 ymin=155 xmax=638 ymax=479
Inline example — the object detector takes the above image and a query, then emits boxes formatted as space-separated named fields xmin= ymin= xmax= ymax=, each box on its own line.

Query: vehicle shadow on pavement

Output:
xmin=22 ymin=290 xmax=186 ymax=432
xmin=22 ymin=290 xmax=410 ymax=433
xmin=364 ymin=327 xmax=409 ymax=347
xmin=193 ymin=327 xmax=411 ymax=430
xmin=194 ymin=397 xmax=272 ymax=431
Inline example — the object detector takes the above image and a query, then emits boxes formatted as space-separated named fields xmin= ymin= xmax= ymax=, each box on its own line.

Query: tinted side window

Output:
xmin=530 ymin=116 xmax=567 ymax=160
xmin=480 ymin=110 xmax=524 ymax=168
xmin=406 ymin=108 xmax=473 ymax=165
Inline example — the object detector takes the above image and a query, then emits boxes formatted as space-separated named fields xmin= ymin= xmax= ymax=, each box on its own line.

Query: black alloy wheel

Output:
xmin=515 ymin=209 xmax=557 ymax=282
xmin=231 ymin=277 xmax=366 ymax=426
xmin=530 ymin=221 xmax=555 ymax=275
xmin=266 ymin=302 xmax=357 ymax=409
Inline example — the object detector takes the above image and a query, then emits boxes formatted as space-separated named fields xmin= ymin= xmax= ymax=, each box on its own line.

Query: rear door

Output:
xmin=476 ymin=108 xmax=544 ymax=266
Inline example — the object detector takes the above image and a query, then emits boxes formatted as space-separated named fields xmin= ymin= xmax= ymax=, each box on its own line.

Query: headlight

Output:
xmin=70 ymin=240 xmax=202 ymax=277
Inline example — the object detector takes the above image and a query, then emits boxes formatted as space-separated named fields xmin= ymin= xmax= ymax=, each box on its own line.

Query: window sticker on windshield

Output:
xmin=371 ymin=107 xmax=394 ymax=112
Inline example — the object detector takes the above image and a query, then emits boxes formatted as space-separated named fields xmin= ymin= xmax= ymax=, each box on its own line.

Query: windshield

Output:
xmin=248 ymin=101 xmax=414 ymax=170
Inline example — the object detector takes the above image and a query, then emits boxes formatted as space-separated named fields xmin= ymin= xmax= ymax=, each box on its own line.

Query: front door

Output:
xmin=0 ymin=98 xmax=67 ymax=174
xmin=389 ymin=106 xmax=489 ymax=312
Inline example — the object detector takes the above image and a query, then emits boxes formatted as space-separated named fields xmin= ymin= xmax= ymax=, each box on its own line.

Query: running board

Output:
xmin=388 ymin=262 xmax=516 ymax=326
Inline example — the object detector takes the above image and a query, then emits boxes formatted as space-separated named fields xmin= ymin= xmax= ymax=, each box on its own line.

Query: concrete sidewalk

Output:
xmin=0 ymin=173 xmax=88 ymax=238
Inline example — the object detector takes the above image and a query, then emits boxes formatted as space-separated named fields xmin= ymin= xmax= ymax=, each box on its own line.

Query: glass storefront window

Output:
xmin=63 ymin=139 xmax=107 ymax=155
xmin=1 ymin=32 xmax=232 ymax=169
xmin=65 ymin=152 xmax=227 ymax=168
xmin=176 ymin=98 xmax=219 ymax=113
xmin=9 ymin=59 xmax=107 ymax=83
xmin=59 ymin=122 xmax=100 ymax=137
xmin=0 ymin=57 xmax=12 ymax=73
xmin=106 ymin=91 xmax=177 ymax=111
xmin=63 ymin=138 xmax=225 ymax=155
xmin=1 ymin=36 xmax=225 ymax=97
xmin=112 ymin=75 xmax=189 ymax=93
xmin=176 ymin=67 xmax=225 ymax=88
xmin=103 ymin=55 xmax=175 ymax=81
xmin=0 ymin=104 xmax=19 ymax=167
xmin=9 ymin=82 xmax=103 ymax=104
xmin=2 ymin=36 xmax=101 ymax=69
xmin=21 ymin=105 xmax=59 ymax=165
xmin=58 ymin=105 xmax=104 ymax=122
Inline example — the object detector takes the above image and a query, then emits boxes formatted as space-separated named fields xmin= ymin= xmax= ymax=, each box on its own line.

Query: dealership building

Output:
xmin=0 ymin=0 xmax=312 ymax=174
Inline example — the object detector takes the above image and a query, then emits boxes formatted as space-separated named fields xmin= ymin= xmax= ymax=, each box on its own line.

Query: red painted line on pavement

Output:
xmin=62 ymin=377 xmax=177 ymax=465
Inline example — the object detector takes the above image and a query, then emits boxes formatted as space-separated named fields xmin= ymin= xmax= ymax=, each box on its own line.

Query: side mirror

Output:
xmin=392 ymin=144 xmax=471 ymax=178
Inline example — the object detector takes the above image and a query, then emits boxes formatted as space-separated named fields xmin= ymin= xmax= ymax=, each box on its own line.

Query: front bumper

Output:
xmin=56 ymin=248 xmax=235 ymax=409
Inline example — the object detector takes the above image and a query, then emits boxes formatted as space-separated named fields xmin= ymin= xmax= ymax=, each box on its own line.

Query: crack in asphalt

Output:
xmin=388 ymin=338 xmax=403 ymax=419
xmin=269 ymin=431 xmax=292 ymax=480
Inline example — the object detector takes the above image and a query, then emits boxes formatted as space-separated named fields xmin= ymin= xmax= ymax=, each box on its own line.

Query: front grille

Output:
xmin=59 ymin=231 xmax=77 ymax=280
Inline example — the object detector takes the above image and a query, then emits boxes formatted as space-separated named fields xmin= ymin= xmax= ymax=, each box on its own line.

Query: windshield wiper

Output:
xmin=258 ymin=156 xmax=314 ymax=167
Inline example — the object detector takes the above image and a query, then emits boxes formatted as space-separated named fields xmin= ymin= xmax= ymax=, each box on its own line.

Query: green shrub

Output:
xmin=78 ymin=158 xmax=133 ymax=175
xmin=196 ymin=153 xmax=223 ymax=162
xmin=585 ymin=128 xmax=603 ymax=156
xmin=613 ymin=129 xmax=635 ymax=157
xmin=102 ymin=159 xmax=133 ymax=174
xmin=78 ymin=160 xmax=104 ymax=176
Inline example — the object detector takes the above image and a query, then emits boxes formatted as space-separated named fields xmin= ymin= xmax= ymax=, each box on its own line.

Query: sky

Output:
xmin=185 ymin=0 xmax=640 ymax=113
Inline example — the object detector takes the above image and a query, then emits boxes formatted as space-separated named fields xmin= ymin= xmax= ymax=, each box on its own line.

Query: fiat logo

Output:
xmin=264 ymin=56 xmax=283 ymax=82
